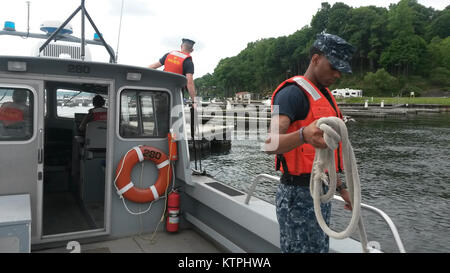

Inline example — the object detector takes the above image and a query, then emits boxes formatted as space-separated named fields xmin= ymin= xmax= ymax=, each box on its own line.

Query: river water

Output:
xmin=191 ymin=113 xmax=450 ymax=253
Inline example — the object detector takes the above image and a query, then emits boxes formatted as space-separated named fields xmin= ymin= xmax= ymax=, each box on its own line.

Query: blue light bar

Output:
xmin=3 ymin=21 xmax=15 ymax=31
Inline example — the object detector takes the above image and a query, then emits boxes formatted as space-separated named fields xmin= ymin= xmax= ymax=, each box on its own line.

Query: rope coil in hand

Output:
xmin=310 ymin=117 xmax=365 ymax=243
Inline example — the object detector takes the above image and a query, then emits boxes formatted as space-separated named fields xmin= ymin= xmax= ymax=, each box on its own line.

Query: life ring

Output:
xmin=115 ymin=145 xmax=172 ymax=203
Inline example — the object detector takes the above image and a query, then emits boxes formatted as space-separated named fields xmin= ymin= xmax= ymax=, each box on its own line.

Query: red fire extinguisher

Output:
xmin=166 ymin=189 xmax=180 ymax=232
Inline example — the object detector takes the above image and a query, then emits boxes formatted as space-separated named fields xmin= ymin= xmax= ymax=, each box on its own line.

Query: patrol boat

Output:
xmin=0 ymin=1 xmax=405 ymax=253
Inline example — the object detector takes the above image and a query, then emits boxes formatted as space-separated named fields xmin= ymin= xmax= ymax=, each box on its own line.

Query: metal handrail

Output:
xmin=245 ymin=173 xmax=406 ymax=253
xmin=244 ymin=174 xmax=279 ymax=205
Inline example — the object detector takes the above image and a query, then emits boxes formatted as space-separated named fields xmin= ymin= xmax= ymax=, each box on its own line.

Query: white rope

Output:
xmin=310 ymin=117 xmax=369 ymax=252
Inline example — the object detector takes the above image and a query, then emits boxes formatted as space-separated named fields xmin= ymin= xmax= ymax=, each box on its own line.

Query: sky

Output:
xmin=0 ymin=0 xmax=448 ymax=78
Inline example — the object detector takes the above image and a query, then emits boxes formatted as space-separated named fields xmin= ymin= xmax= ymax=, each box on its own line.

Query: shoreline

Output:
xmin=338 ymin=103 xmax=450 ymax=118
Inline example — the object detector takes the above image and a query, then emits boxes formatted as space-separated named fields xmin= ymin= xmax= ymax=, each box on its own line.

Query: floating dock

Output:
xmin=339 ymin=103 xmax=449 ymax=118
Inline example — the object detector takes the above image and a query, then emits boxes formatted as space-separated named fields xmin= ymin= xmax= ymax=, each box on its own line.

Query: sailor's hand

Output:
xmin=303 ymin=120 xmax=327 ymax=149
xmin=263 ymin=134 xmax=279 ymax=153
xmin=340 ymin=189 xmax=353 ymax=211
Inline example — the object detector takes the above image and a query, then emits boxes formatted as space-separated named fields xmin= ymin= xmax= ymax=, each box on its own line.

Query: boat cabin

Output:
xmin=0 ymin=56 xmax=195 ymax=245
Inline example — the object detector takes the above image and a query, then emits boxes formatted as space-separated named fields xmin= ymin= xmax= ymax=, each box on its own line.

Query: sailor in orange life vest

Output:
xmin=148 ymin=38 xmax=197 ymax=106
xmin=79 ymin=94 xmax=107 ymax=133
xmin=0 ymin=90 xmax=29 ymax=126
xmin=264 ymin=33 xmax=355 ymax=253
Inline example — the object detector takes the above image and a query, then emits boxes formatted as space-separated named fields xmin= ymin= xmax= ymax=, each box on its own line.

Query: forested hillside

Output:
xmin=195 ymin=0 xmax=450 ymax=98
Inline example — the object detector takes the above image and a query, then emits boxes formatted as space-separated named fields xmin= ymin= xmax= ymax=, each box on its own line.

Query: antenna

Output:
xmin=115 ymin=0 xmax=125 ymax=62
xmin=38 ymin=0 xmax=116 ymax=63
xmin=26 ymin=1 xmax=30 ymax=37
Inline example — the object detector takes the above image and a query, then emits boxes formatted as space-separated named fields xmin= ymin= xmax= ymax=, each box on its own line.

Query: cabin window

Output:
xmin=120 ymin=89 xmax=170 ymax=138
xmin=56 ymin=89 xmax=108 ymax=118
xmin=0 ymin=88 xmax=34 ymax=141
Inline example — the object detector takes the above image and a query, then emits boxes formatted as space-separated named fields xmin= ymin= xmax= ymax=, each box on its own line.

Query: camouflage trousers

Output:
xmin=276 ymin=183 xmax=331 ymax=253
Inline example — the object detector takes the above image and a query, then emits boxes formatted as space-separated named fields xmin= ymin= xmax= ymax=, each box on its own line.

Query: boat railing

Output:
xmin=245 ymin=173 xmax=406 ymax=253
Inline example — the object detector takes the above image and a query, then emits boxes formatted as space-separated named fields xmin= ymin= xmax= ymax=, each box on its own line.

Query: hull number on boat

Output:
xmin=143 ymin=149 xmax=162 ymax=160
xmin=68 ymin=64 xmax=91 ymax=74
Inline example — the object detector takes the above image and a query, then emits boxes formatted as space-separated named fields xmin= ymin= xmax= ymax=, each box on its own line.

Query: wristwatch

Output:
xmin=336 ymin=182 xmax=347 ymax=193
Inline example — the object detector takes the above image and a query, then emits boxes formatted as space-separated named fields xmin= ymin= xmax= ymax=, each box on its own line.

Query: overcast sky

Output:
xmin=0 ymin=0 xmax=447 ymax=78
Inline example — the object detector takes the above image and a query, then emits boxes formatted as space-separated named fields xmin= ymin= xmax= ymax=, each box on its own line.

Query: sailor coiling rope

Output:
xmin=310 ymin=117 xmax=369 ymax=252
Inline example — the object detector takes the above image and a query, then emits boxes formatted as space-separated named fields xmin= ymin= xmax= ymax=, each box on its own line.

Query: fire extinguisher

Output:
xmin=166 ymin=189 xmax=180 ymax=232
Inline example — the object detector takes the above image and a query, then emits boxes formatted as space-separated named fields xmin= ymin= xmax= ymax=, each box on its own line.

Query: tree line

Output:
xmin=194 ymin=0 xmax=450 ymax=98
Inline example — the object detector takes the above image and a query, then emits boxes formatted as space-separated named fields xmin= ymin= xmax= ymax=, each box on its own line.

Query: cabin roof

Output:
xmin=0 ymin=55 xmax=187 ymax=91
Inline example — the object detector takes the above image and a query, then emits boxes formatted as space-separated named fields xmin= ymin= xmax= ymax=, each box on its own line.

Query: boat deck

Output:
xmin=33 ymin=229 xmax=223 ymax=253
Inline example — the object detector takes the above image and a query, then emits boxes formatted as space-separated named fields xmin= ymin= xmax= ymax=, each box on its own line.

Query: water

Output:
xmin=192 ymin=113 xmax=450 ymax=253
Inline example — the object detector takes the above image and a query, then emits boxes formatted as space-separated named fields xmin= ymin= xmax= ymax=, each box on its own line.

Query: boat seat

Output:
xmin=80 ymin=121 xmax=107 ymax=203
xmin=85 ymin=121 xmax=107 ymax=153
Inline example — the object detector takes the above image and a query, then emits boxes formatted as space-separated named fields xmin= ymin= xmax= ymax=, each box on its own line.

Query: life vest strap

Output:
xmin=276 ymin=154 xmax=290 ymax=175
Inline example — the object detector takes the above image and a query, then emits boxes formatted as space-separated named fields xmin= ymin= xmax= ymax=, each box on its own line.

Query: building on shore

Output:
xmin=235 ymin=91 xmax=252 ymax=101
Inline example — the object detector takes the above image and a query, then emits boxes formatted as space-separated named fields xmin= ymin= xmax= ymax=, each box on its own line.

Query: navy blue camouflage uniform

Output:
xmin=276 ymin=184 xmax=331 ymax=253
xmin=273 ymin=33 xmax=355 ymax=253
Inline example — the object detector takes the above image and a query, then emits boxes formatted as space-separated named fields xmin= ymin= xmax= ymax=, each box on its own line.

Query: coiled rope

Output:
xmin=310 ymin=117 xmax=369 ymax=252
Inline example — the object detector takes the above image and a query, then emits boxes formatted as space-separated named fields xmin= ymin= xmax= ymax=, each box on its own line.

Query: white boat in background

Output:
xmin=331 ymin=88 xmax=363 ymax=98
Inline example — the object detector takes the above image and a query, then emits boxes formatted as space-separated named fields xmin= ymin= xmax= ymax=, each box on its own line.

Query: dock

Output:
xmin=184 ymin=105 xmax=271 ymax=156
xmin=185 ymin=123 xmax=233 ymax=156
xmin=339 ymin=103 xmax=449 ymax=118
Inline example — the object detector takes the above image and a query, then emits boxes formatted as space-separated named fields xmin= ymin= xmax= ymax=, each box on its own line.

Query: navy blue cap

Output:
xmin=313 ymin=33 xmax=356 ymax=74
xmin=182 ymin=38 xmax=195 ymax=45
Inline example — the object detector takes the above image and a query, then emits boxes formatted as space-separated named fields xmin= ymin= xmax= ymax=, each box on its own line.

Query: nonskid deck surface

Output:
xmin=34 ymin=229 xmax=222 ymax=253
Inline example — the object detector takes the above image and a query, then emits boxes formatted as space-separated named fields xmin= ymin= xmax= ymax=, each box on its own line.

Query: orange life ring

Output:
xmin=115 ymin=145 xmax=172 ymax=203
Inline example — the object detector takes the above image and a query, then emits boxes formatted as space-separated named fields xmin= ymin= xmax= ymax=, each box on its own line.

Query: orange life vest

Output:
xmin=163 ymin=51 xmax=191 ymax=75
xmin=92 ymin=107 xmax=107 ymax=121
xmin=270 ymin=76 xmax=344 ymax=176
xmin=0 ymin=106 xmax=24 ymax=126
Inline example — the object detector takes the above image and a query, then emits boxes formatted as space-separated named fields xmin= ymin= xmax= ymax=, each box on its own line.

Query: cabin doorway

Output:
xmin=41 ymin=80 xmax=109 ymax=237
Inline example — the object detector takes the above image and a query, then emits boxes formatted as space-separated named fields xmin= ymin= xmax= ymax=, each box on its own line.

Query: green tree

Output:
xmin=326 ymin=2 xmax=351 ymax=36
xmin=426 ymin=6 xmax=450 ymax=40
xmin=387 ymin=0 xmax=415 ymax=37
xmin=380 ymin=35 xmax=429 ymax=76
xmin=407 ymin=0 xmax=437 ymax=38
xmin=289 ymin=26 xmax=314 ymax=75
xmin=195 ymin=73 xmax=217 ymax=97
xmin=429 ymin=67 xmax=450 ymax=86
xmin=428 ymin=37 xmax=450 ymax=70
xmin=363 ymin=68 xmax=399 ymax=96
xmin=310 ymin=2 xmax=331 ymax=34
xmin=344 ymin=6 xmax=389 ymax=73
